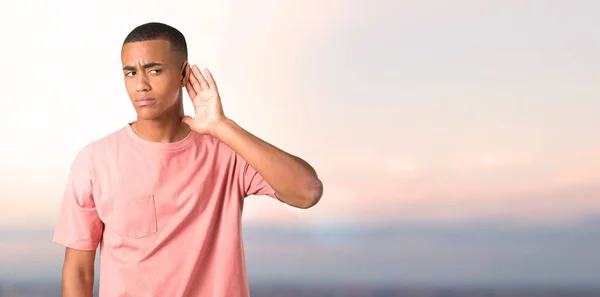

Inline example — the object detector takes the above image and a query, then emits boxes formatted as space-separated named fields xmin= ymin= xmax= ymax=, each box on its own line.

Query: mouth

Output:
xmin=135 ymin=98 xmax=155 ymax=107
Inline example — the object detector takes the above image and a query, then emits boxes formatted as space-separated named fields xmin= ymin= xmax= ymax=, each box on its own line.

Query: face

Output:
xmin=121 ymin=40 xmax=189 ymax=120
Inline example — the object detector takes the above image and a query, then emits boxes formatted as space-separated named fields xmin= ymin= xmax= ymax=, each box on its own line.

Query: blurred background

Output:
xmin=1 ymin=0 xmax=600 ymax=296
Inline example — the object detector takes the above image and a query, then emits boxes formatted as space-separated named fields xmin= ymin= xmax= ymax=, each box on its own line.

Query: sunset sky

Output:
xmin=1 ymin=0 xmax=600 ymax=286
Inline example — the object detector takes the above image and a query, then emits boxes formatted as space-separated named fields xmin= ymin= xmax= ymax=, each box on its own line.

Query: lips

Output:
xmin=135 ymin=98 xmax=155 ymax=107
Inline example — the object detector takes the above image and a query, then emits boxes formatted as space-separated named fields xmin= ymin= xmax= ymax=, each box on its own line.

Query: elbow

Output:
xmin=294 ymin=178 xmax=323 ymax=209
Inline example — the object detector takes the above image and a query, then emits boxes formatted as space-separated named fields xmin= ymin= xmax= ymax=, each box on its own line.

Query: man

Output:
xmin=52 ymin=22 xmax=323 ymax=297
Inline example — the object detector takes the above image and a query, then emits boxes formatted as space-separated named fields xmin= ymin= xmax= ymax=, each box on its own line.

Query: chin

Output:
xmin=135 ymin=107 xmax=166 ymax=120
xmin=132 ymin=98 xmax=181 ymax=120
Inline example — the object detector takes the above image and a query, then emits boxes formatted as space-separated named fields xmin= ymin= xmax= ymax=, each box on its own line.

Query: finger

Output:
xmin=204 ymin=68 xmax=218 ymax=91
xmin=185 ymin=81 xmax=197 ymax=99
xmin=181 ymin=115 xmax=194 ymax=127
xmin=192 ymin=65 xmax=209 ymax=90
xmin=188 ymin=68 xmax=203 ymax=94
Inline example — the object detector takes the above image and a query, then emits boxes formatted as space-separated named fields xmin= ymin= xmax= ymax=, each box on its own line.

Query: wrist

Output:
xmin=211 ymin=117 xmax=236 ymax=139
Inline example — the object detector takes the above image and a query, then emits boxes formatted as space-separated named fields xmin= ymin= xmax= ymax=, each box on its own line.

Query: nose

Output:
xmin=136 ymin=72 xmax=151 ymax=92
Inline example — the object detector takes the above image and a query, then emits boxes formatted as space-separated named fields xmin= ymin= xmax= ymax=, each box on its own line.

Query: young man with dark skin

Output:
xmin=53 ymin=22 xmax=323 ymax=297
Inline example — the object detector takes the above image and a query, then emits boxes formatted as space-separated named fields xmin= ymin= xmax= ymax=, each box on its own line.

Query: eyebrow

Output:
xmin=122 ymin=62 xmax=163 ymax=71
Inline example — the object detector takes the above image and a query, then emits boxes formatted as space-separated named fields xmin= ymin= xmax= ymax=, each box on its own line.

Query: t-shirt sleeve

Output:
xmin=52 ymin=147 xmax=103 ymax=251
xmin=235 ymin=153 xmax=277 ymax=199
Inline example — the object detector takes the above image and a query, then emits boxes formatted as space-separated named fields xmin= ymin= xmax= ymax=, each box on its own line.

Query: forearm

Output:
xmin=62 ymin=267 xmax=95 ymax=297
xmin=214 ymin=119 xmax=323 ymax=208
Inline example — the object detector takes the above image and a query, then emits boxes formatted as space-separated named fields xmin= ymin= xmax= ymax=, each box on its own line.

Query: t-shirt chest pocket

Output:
xmin=104 ymin=194 xmax=158 ymax=239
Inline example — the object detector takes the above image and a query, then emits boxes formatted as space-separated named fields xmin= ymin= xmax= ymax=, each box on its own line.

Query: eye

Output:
xmin=149 ymin=69 xmax=162 ymax=74
xmin=125 ymin=71 xmax=136 ymax=77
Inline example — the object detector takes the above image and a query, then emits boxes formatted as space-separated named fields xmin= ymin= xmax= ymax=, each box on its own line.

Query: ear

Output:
xmin=180 ymin=61 xmax=190 ymax=87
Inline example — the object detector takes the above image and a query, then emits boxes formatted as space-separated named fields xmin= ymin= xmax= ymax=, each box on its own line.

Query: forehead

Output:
xmin=121 ymin=39 xmax=175 ymax=65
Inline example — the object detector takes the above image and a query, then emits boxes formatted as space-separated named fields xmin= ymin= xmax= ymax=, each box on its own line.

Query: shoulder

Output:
xmin=190 ymin=132 xmax=243 ymax=165
xmin=191 ymin=132 xmax=233 ymax=154
xmin=71 ymin=126 xmax=128 ymax=167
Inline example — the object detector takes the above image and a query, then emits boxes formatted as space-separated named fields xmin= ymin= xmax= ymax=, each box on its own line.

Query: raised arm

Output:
xmin=181 ymin=65 xmax=323 ymax=208
xmin=215 ymin=119 xmax=322 ymax=208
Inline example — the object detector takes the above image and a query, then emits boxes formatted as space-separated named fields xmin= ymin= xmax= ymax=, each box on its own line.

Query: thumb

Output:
xmin=181 ymin=115 xmax=194 ymax=127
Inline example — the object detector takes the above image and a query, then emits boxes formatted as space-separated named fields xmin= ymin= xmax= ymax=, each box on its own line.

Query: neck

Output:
xmin=131 ymin=98 xmax=190 ymax=143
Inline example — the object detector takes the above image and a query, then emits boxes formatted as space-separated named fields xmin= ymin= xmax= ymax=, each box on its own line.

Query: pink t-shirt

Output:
xmin=52 ymin=124 xmax=277 ymax=297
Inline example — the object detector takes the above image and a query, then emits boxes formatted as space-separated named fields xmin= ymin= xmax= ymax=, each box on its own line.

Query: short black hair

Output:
xmin=123 ymin=22 xmax=188 ymax=60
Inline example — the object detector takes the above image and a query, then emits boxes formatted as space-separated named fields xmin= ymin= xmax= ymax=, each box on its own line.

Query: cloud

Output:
xmin=2 ymin=0 xmax=600 ymax=231
xmin=267 ymin=146 xmax=600 ymax=226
